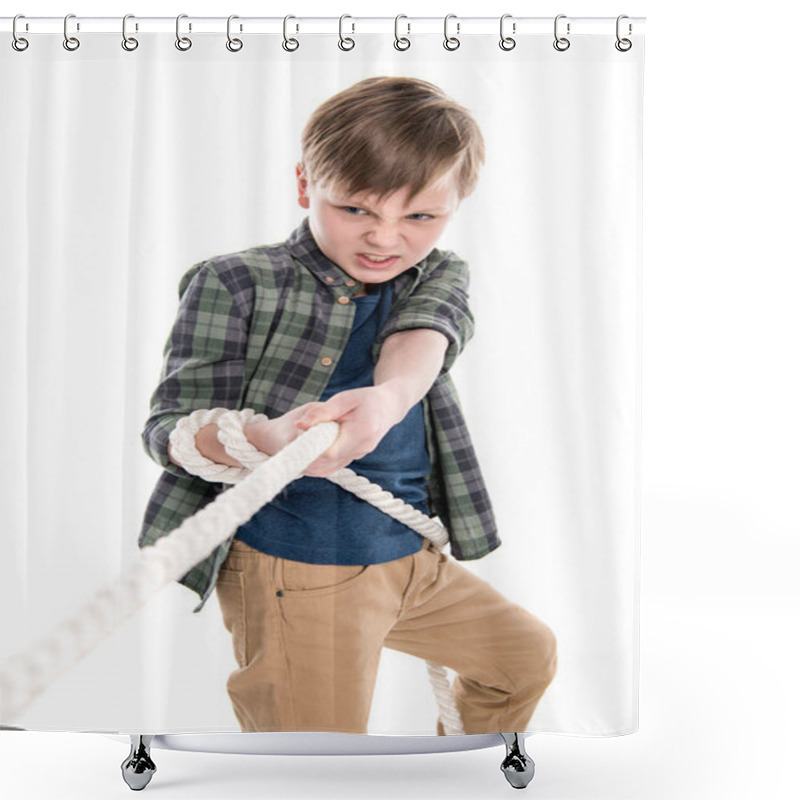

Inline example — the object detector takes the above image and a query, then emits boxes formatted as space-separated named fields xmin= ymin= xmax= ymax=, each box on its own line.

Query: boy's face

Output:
xmin=296 ymin=164 xmax=461 ymax=290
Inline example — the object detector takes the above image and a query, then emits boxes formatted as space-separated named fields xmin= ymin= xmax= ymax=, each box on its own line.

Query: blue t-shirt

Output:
xmin=235 ymin=283 xmax=428 ymax=564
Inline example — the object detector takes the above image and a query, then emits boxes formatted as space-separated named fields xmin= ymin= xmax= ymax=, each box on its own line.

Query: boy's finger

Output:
xmin=296 ymin=414 xmax=330 ymax=431
xmin=295 ymin=402 xmax=331 ymax=430
xmin=296 ymin=397 xmax=345 ymax=429
xmin=303 ymin=433 xmax=357 ymax=474
xmin=303 ymin=457 xmax=343 ymax=478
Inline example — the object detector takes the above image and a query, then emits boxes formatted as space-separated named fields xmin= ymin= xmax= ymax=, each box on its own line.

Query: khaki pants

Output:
xmin=215 ymin=537 xmax=557 ymax=734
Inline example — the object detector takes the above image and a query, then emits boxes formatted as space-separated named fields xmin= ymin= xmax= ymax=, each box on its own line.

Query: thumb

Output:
xmin=296 ymin=401 xmax=334 ymax=430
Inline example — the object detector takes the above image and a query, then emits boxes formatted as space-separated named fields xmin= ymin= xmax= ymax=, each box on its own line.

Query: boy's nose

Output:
xmin=364 ymin=222 xmax=401 ymax=248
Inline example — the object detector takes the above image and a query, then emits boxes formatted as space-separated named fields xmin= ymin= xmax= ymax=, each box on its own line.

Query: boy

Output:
xmin=140 ymin=76 xmax=556 ymax=735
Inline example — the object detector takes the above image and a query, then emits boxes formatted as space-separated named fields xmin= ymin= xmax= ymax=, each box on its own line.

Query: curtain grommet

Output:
xmin=12 ymin=15 xmax=29 ymax=51
xmin=615 ymin=15 xmax=633 ymax=52
xmin=394 ymin=15 xmax=411 ymax=51
xmin=338 ymin=15 xmax=355 ymax=51
xmin=499 ymin=14 xmax=516 ymax=51
xmin=175 ymin=14 xmax=192 ymax=51
xmin=553 ymin=14 xmax=570 ymax=52
xmin=443 ymin=14 xmax=460 ymax=51
xmin=226 ymin=15 xmax=243 ymax=52
xmin=121 ymin=14 xmax=139 ymax=52
xmin=63 ymin=13 xmax=80 ymax=51
xmin=283 ymin=15 xmax=300 ymax=52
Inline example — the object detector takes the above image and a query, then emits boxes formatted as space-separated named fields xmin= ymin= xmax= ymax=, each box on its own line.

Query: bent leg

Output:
xmin=384 ymin=542 xmax=557 ymax=734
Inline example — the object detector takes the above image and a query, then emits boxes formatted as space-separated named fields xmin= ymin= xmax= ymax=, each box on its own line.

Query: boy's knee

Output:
xmin=536 ymin=621 xmax=558 ymax=686
xmin=516 ymin=611 xmax=558 ymax=692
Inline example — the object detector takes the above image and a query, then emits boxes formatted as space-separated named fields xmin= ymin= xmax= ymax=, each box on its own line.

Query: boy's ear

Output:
xmin=296 ymin=163 xmax=310 ymax=209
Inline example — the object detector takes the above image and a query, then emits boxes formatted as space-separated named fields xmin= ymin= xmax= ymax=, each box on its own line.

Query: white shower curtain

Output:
xmin=0 ymin=18 xmax=643 ymax=736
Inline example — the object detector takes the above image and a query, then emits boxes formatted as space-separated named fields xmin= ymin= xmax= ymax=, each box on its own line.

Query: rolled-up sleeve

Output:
xmin=141 ymin=263 xmax=250 ymax=475
xmin=375 ymin=253 xmax=475 ymax=373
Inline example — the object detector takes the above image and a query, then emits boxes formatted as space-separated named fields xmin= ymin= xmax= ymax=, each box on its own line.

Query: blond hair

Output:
xmin=300 ymin=76 xmax=485 ymax=203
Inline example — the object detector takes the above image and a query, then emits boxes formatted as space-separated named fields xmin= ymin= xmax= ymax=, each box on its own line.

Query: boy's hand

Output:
xmin=243 ymin=329 xmax=447 ymax=478
xmin=292 ymin=386 xmax=407 ymax=478
xmin=243 ymin=405 xmax=315 ymax=459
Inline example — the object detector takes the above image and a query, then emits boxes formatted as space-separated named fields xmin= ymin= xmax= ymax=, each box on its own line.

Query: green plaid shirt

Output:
xmin=139 ymin=217 xmax=500 ymax=612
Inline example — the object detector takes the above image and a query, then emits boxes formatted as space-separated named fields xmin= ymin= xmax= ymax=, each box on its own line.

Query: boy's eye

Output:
xmin=338 ymin=206 xmax=433 ymax=221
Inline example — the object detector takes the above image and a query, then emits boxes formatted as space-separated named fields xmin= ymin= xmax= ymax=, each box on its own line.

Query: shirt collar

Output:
xmin=286 ymin=216 xmax=360 ymax=292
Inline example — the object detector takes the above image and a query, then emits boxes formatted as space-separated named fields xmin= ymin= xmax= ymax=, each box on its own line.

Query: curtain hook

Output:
xmin=175 ymin=14 xmax=192 ymax=51
xmin=283 ymin=15 xmax=299 ymax=51
xmin=394 ymin=14 xmax=411 ymax=51
xmin=122 ymin=14 xmax=139 ymax=52
xmin=615 ymin=14 xmax=632 ymax=52
xmin=227 ymin=15 xmax=243 ymax=52
xmin=63 ymin=13 xmax=80 ymax=51
xmin=443 ymin=14 xmax=460 ymax=51
xmin=338 ymin=14 xmax=355 ymax=51
xmin=12 ymin=14 xmax=29 ymax=52
xmin=499 ymin=14 xmax=516 ymax=51
xmin=553 ymin=14 xmax=570 ymax=52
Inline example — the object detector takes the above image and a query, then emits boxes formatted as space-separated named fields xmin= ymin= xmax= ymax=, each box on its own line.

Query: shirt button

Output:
xmin=325 ymin=276 xmax=335 ymax=283
xmin=344 ymin=280 xmax=356 ymax=287
xmin=337 ymin=296 xmax=350 ymax=305
xmin=320 ymin=357 xmax=333 ymax=367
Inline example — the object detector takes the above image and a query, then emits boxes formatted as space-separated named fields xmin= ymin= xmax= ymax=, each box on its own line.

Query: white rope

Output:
xmin=181 ymin=408 xmax=450 ymax=549
xmin=0 ymin=412 xmax=463 ymax=734
xmin=1 ymin=423 xmax=338 ymax=722
xmin=426 ymin=662 xmax=464 ymax=735
xmin=176 ymin=409 xmax=461 ymax=733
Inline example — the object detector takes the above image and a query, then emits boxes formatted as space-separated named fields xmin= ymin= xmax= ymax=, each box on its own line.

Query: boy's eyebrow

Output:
xmin=333 ymin=196 xmax=448 ymax=214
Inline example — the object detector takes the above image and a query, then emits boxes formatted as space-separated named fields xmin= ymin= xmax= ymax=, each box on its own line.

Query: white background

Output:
xmin=1 ymin=1 xmax=798 ymax=799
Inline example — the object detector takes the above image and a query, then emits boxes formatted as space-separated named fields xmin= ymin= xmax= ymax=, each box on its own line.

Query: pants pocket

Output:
xmin=278 ymin=560 xmax=369 ymax=597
